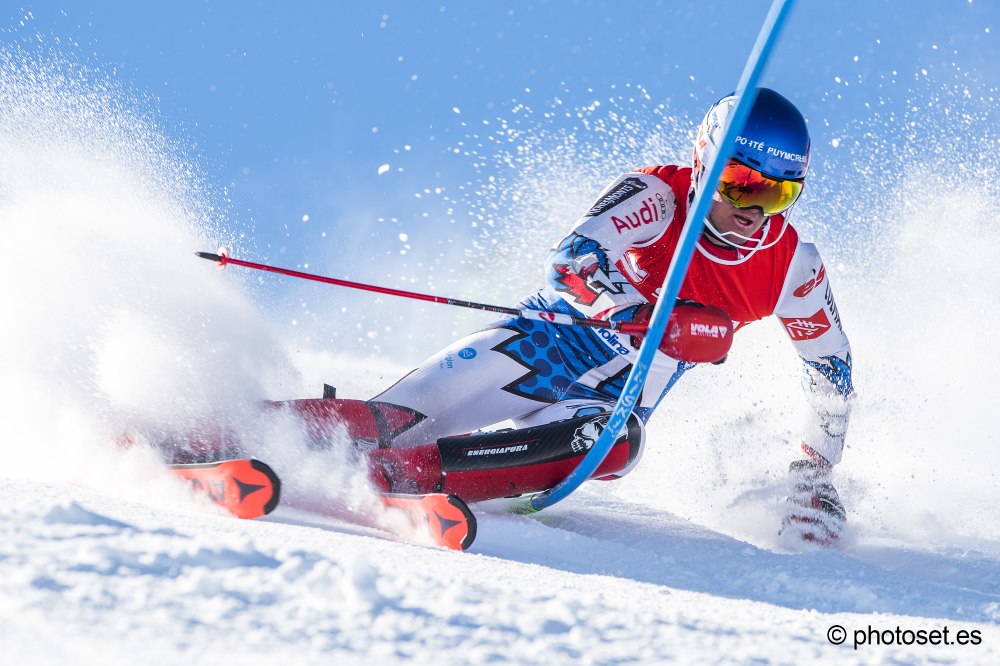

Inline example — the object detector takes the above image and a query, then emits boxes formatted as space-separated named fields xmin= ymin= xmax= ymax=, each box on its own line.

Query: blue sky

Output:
xmin=7 ymin=2 xmax=993 ymax=235
xmin=3 ymin=1 xmax=996 ymax=349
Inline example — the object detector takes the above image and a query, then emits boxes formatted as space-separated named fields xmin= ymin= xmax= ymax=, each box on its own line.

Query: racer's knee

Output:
xmin=517 ymin=403 xmax=646 ymax=481
xmin=592 ymin=412 xmax=645 ymax=480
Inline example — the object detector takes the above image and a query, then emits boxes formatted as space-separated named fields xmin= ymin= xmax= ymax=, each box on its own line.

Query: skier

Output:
xmin=337 ymin=88 xmax=853 ymax=544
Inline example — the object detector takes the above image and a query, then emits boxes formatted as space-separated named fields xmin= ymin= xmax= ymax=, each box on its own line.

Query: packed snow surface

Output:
xmin=4 ymin=478 xmax=999 ymax=665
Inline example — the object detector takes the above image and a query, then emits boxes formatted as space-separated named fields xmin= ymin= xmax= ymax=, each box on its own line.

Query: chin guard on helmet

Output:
xmin=698 ymin=212 xmax=790 ymax=266
xmin=691 ymin=88 xmax=810 ymax=265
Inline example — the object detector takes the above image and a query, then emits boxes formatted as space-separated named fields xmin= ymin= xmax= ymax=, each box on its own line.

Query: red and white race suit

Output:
xmin=376 ymin=165 xmax=853 ymax=468
xmin=548 ymin=165 xmax=853 ymax=464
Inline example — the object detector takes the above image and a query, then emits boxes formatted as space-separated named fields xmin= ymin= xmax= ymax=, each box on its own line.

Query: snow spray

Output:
xmin=0 ymin=46 xmax=370 ymax=511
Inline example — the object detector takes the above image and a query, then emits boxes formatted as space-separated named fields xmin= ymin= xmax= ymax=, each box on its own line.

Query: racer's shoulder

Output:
xmin=633 ymin=164 xmax=691 ymax=187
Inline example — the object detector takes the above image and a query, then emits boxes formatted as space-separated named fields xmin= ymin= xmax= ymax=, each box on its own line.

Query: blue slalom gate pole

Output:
xmin=520 ymin=0 xmax=796 ymax=512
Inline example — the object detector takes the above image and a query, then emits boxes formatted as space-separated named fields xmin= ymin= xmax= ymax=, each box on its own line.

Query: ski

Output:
xmin=380 ymin=492 xmax=477 ymax=551
xmin=168 ymin=459 xmax=281 ymax=519
xmin=165 ymin=458 xmax=474 ymax=550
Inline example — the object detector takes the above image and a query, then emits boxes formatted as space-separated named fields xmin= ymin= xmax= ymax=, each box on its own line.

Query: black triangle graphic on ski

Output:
xmin=434 ymin=510 xmax=463 ymax=537
xmin=235 ymin=478 xmax=266 ymax=501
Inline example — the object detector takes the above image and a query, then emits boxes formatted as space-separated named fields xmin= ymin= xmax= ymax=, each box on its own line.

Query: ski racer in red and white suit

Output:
xmin=371 ymin=89 xmax=853 ymax=543
xmin=558 ymin=163 xmax=853 ymax=469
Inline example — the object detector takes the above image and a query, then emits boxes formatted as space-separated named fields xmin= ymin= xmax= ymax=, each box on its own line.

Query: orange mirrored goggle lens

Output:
xmin=715 ymin=159 xmax=804 ymax=215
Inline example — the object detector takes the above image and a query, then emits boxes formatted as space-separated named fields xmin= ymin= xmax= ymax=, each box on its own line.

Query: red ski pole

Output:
xmin=195 ymin=251 xmax=645 ymax=334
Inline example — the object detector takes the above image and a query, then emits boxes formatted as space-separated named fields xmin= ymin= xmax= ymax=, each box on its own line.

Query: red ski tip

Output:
xmin=381 ymin=493 xmax=477 ymax=551
xmin=169 ymin=459 xmax=281 ymax=519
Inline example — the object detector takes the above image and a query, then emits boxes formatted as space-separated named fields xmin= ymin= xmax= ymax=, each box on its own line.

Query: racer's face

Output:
xmin=705 ymin=194 xmax=767 ymax=247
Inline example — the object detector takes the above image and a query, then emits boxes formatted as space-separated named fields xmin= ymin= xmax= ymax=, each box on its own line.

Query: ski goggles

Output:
xmin=715 ymin=159 xmax=804 ymax=215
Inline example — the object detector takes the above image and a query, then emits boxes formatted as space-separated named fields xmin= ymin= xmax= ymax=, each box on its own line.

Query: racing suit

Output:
xmin=374 ymin=165 xmax=854 ymax=472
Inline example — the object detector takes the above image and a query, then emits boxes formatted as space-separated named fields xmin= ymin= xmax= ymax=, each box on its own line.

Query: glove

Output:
xmin=625 ymin=300 xmax=733 ymax=364
xmin=780 ymin=458 xmax=846 ymax=546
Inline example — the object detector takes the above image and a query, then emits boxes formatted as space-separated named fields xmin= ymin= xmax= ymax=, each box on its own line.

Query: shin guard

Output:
xmin=368 ymin=413 xmax=645 ymax=503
